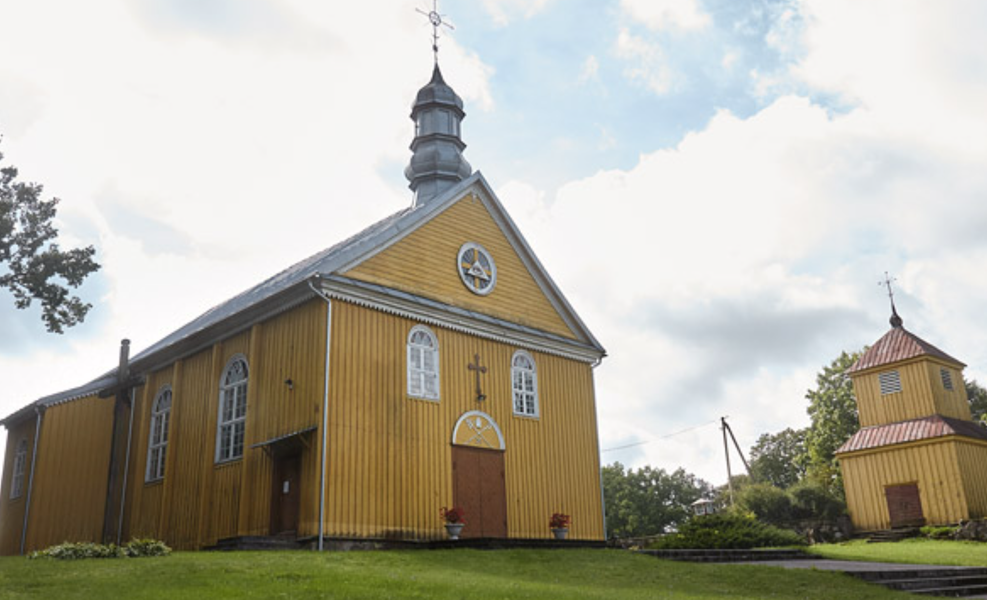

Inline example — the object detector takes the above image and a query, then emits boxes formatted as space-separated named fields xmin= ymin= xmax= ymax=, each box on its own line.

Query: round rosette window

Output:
xmin=457 ymin=242 xmax=497 ymax=295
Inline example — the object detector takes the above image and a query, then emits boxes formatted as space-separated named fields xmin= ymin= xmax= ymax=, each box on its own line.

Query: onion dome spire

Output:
xmin=405 ymin=64 xmax=472 ymax=206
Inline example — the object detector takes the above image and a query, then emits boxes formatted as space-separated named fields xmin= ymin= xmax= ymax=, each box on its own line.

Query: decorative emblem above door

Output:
xmin=457 ymin=242 xmax=497 ymax=295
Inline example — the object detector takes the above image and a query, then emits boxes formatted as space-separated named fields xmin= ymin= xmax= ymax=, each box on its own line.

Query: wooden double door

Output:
xmin=452 ymin=446 xmax=507 ymax=538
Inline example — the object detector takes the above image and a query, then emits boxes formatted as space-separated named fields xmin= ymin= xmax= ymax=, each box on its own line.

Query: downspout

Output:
xmin=116 ymin=387 xmax=136 ymax=545
xmin=590 ymin=356 xmax=607 ymax=541
xmin=20 ymin=406 xmax=44 ymax=555
xmin=308 ymin=279 xmax=333 ymax=551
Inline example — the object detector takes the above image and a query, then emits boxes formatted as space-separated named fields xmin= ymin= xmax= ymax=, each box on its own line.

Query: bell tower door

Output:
xmin=885 ymin=482 xmax=925 ymax=528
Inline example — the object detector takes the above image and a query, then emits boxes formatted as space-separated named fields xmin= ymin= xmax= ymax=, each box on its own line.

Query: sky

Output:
xmin=2 ymin=0 xmax=987 ymax=486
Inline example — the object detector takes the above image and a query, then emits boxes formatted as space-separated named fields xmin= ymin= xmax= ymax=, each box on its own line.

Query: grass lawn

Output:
xmin=0 ymin=548 xmax=909 ymax=599
xmin=809 ymin=538 xmax=987 ymax=567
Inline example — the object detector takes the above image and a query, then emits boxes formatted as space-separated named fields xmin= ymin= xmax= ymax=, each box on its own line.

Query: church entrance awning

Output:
xmin=251 ymin=425 xmax=318 ymax=458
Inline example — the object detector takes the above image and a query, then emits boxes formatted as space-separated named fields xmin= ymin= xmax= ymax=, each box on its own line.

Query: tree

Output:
xmin=749 ymin=427 xmax=808 ymax=489
xmin=602 ymin=462 xmax=713 ymax=538
xmin=966 ymin=378 xmax=987 ymax=425
xmin=803 ymin=350 xmax=862 ymax=493
xmin=1 ymin=147 xmax=99 ymax=332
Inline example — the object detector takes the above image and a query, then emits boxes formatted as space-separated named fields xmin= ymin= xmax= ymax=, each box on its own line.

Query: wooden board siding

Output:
xmin=0 ymin=417 xmax=38 ymax=555
xmin=323 ymin=300 xmax=604 ymax=541
xmin=23 ymin=395 xmax=115 ymax=552
xmin=122 ymin=299 xmax=327 ymax=549
xmin=841 ymin=439 xmax=968 ymax=531
xmin=956 ymin=440 xmax=987 ymax=520
xmin=343 ymin=193 xmax=578 ymax=341
xmin=926 ymin=362 xmax=972 ymax=421
xmin=854 ymin=360 xmax=969 ymax=427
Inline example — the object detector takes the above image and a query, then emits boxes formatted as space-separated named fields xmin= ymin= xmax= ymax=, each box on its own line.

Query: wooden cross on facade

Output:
xmin=468 ymin=353 xmax=487 ymax=402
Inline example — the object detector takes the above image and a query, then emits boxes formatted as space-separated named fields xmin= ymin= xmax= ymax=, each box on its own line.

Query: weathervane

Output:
xmin=879 ymin=271 xmax=903 ymax=328
xmin=416 ymin=0 xmax=454 ymax=64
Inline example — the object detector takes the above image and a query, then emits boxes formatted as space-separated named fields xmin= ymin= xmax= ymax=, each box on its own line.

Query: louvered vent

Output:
xmin=879 ymin=370 xmax=902 ymax=395
xmin=940 ymin=367 xmax=954 ymax=391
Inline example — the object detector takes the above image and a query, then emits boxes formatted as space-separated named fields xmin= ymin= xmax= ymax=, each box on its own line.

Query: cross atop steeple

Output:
xmin=416 ymin=0 xmax=454 ymax=65
xmin=879 ymin=271 xmax=903 ymax=328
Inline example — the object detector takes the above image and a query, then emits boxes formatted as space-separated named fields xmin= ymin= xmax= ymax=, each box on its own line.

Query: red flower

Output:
xmin=549 ymin=513 xmax=571 ymax=529
xmin=441 ymin=506 xmax=466 ymax=524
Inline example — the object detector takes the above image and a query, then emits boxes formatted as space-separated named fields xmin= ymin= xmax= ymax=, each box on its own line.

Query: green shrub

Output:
xmin=788 ymin=480 xmax=845 ymax=521
xmin=649 ymin=513 xmax=805 ymax=550
xmin=29 ymin=539 xmax=171 ymax=560
xmin=29 ymin=541 xmax=125 ymax=560
xmin=920 ymin=525 xmax=957 ymax=540
xmin=124 ymin=538 xmax=172 ymax=557
xmin=735 ymin=483 xmax=792 ymax=526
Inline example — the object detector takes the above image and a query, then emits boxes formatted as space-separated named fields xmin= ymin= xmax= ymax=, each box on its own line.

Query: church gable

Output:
xmin=342 ymin=186 xmax=580 ymax=341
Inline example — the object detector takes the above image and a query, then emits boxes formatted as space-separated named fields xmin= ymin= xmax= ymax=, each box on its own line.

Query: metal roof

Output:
xmin=836 ymin=414 xmax=987 ymax=454
xmin=3 ymin=173 xmax=605 ymax=425
xmin=849 ymin=325 xmax=965 ymax=374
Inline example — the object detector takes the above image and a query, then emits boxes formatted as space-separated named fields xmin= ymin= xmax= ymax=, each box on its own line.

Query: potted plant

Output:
xmin=441 ymin=506 xmax=466 ymax=540
xmin=550 ymin=512 xmax=571 ymax=540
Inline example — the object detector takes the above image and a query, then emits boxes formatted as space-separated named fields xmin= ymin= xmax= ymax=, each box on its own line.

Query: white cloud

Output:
xmin=615 ymin=29 xmax=675 ymax=94
xmin=620 ymin=0 xmax=711 ymax=32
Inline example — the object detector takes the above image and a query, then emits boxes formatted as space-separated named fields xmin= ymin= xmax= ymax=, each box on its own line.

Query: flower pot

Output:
xmin=551 ymin=527 xmax=569 ymax=540
xmin=445 ymin=523 xmax=465 ymax=540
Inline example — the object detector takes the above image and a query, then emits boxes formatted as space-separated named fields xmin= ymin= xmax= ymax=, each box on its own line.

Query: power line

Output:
xmin=600 ymin=419 xmax=720 ymax=453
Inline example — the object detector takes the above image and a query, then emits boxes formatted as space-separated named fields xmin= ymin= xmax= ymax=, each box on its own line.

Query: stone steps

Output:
xmin=851 ymin=568 xmax=987 ymax=597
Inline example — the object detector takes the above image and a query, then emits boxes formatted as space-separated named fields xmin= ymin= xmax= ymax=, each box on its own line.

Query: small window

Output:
xmin=10 ymin=439 xmax=27 ymax=499
xmin=879 ymin=370 xmax=902 ymax=395
xmin=512 ymin=350 xmax=539 ymax=417
xmin=407 ymin=325 xmax=440 ymax=400
xmin=940 ymin=368 xmax=954 ymax=391
xmin=146 ymin=386 xmax=172 ymax=482
xmin=216 ymin=356 xmax=249 ymax=462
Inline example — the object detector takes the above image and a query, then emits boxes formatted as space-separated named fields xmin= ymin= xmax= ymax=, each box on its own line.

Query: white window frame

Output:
xmin=145 ymin=386 xmax=172 ymax=482
xmin=407 ymin=325 xmax=440 ymax=400
xmin=216 ymin=355 xmax=249 ymax=463
xmin=10 ymin=438 xmax=27 ymax=499
xmin=511 ymin=350 xmax=539 ymax=418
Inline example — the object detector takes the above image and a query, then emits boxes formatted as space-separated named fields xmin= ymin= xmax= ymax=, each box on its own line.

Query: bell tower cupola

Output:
xmin=405 ymin=64 xmax=472 ymax=206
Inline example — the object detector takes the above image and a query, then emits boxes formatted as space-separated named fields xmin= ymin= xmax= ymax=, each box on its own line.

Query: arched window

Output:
xmin=10 ymin=439 xmax=27 ymax=499
xmin=146 ymin=386 xmax=172 ymax=482
xmin=216 ymin=356 xmax=248 ymax=462
xmin=512 ymin=350 xmax=538 ymax=417
xmin=407 ymin=325 xmax=440 ymax=400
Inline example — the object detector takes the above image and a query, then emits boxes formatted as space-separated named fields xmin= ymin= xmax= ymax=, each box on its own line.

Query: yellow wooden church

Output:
xmin=0 ymin=64 xmax=606 ymax=554
xmin=837 ymin=308 xmax=987 ymax=531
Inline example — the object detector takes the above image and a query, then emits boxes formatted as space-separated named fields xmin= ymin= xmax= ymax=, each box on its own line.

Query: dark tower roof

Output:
xmin=404 ymin=64 xmax=472 ymax=206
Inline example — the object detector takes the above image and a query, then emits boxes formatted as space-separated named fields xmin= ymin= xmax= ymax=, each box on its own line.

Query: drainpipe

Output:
xmin=590 ymin=362 xmax=607 ymax=541
xmin=20 ymin=406 xmax=44 ymax=555
xmin=308 ymin=279 xmax=333 ymax=551
xmin=116 ymin=387 xmax=136 ymax=545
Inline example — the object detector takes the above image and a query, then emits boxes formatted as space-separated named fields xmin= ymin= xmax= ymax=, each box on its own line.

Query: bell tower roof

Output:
xmin=404 ymin=64 xmax=472 ymax=207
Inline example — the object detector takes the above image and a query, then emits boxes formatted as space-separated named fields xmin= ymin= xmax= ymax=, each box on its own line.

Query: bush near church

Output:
xmin=649 ymin=513 xmax=805 ymax=550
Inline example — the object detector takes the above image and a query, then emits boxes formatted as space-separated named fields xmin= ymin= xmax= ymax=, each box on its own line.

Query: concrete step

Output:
xmin=209 ymin=536 xmax=304 ymax=551
xmin=851 ymin=568 xmax=987 ymax=597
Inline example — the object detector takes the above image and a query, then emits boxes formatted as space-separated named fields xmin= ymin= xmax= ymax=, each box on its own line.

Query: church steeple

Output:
xmin=405 ymin=63 xmax=472 ymax=206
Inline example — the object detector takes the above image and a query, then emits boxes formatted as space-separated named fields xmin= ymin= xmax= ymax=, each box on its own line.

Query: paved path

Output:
xmin=739 ymin=558 xmax=987 ymax=598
